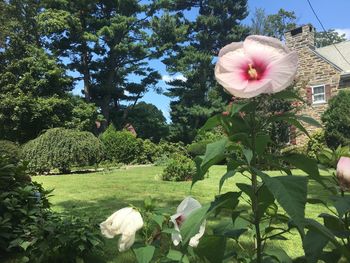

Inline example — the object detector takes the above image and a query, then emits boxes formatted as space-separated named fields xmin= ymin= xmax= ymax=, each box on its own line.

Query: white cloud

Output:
xmin=162 ymin=74 xmax=187 ymax=82
xmin=335 ymin=28 xmax=350 ymax=40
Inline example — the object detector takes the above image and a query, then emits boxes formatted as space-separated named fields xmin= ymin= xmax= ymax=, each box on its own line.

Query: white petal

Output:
xmin=189 ymin=221 xmax=206 ymax=248
xmin=218 ymin=42 xmax=243 ymax=57
xmin=215 ymin=71 xmax=248 ymax=92
xmin=216 ymin=49 xmax=251 ymax=73
xmin=265 ymin=52 xmax=298 ymax=93
xmin=118 ymin=209 xmax=144 ymax=235
xmin=118 ymin=234 xmax=136 ymax=252
xmin=171 ymin=231 xmax=182 ymax=246
xmin=176 ymin=197 xmax=201 ymax=217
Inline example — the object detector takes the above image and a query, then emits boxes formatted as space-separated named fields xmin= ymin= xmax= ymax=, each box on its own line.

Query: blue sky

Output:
xmin=72 ymin=0 xmax=350 ymax=122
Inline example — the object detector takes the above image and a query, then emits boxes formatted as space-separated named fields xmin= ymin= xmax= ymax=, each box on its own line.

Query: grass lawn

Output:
xmin=33 ymin=165 xmax=334 ymax=262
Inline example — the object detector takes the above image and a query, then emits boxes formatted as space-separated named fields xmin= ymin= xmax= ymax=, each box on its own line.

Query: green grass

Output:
xmin=33 ymin=165 xmax=334 ymax=262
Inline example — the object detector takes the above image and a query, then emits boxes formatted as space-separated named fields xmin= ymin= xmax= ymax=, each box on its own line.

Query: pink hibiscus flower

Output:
xmin=215 ymin=35 xmax=298 ymax=98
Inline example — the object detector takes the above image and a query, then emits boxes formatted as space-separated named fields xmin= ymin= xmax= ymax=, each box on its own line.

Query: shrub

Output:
xmin=0 ymin=156 xmax=103 ymax=262
xmin=21 ymin=128 xmax=103 ymax=173
xmin=187 ymin=141 xmax=209 ymax=157
xmin=136 ymin=139 xmax=162 ymax=164
xmin=0 ymin=140 xmax=20 ymax=163
xmin=322 ymin=90 xmax=350 ymax=148
xmin=158 ymin=140 xmax=187 ymax=157
xmin=100 ymin=125 xmax=143 ymax=164
xmin=306 ymin=129 xmax=326 ymax=159
xmin=162 ymin=154 xmax=196 ymax=181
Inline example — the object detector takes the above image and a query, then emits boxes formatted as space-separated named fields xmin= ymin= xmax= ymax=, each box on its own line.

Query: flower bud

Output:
xmin=336 ymin=157 xmax=350 ymax=191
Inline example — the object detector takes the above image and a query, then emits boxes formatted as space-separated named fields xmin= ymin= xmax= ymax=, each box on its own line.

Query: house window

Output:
xmin=312 ymin=85 xmax=326 ymax=104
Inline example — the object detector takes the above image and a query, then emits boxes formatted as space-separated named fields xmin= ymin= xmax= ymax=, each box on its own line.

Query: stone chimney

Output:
xmin=285 ymin=24 xmax=315 ymax=51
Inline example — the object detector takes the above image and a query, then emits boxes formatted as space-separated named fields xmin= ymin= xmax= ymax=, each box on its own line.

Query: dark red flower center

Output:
xmin=175 ymin=215 xmax=184 ymax=226
xmin=242 ymin=61 xmax=267 ymax=81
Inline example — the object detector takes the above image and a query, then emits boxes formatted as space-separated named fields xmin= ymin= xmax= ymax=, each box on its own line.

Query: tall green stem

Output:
xmin=250 ymin=102 xmax=262 ymax=263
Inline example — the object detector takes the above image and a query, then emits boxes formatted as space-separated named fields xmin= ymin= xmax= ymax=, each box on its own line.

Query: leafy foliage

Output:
xmin=0 ymin=140 xmax=20 ymax=163
xmin=315 ymin=29 xmax=347 ymax=48
xmin=162 ymin=154 xmax=196 ymax=181
xmin=21 ymin=128 xmax=103 ymax=173
xmin=0 ymin=156 xmax=103 ymax=262
xmin=306 ymin=129 xmax=326 ymax=159
xmin=322 ymin=90 xmax=350 ymax=149
xmin=100 ymin=125 xmax=143 ymax=164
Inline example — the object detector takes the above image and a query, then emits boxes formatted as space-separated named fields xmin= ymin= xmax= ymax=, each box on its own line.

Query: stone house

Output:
xmin=284 ymin=24 xmax=350 ymax=144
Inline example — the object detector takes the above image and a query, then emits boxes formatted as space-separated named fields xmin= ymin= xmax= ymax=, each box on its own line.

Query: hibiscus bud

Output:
xmin=170 ymin=197 xmax=206 ymax=248
xmin=337 ymin=157 xmax=350 ymax=191
xmin=274 ymin=111 xmax=283 ymax=116
xmin=100 ymin=207 xmax=144 ymax=252
xmin=222 ymin=111 xmax=229 ymax=116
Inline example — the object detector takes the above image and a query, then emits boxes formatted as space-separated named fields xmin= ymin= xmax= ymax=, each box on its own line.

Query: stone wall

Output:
xmin=285 ymin=25 xmax=341 ymax=145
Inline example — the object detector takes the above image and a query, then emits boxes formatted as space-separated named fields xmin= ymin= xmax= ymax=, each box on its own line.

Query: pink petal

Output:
xmin=218 ymin=42 xmax=243 ymax=57
xmin=241 ymin=78 xmax=272 ymax=98
xmin=244 ymin=35 xmax=286 ymax=66
xmin=265 ymin=52 xmax=298 ymax=93
xmin=216 ymin=49 xmax=251 ymax=73
xmin=215 ymin=71 xmax=248 ymax=92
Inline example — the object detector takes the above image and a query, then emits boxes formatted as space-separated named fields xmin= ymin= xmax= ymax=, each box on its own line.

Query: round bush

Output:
xmin=136 ymin=139 xmax=161 ymax=164
xmin=162 ymin=154 xmax=196 ymax=181
xmin=322 ymin=90 xmax=350 ymax=148
xmin=100 ymin=125 xmax=143 ymax=164
xmin=0 ymin=140 xmax=20 ymax=163
xmin=21 ymin=128 xmax=103 ymax=173
xmin=306 ymin=129 xmax=326 ymax=159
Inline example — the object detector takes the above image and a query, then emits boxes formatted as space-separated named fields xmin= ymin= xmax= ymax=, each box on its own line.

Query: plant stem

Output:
xmin=341 ymin=190 xmax=350 ymax=248
xmin=250 ymin=101 xmax=262 ymax=263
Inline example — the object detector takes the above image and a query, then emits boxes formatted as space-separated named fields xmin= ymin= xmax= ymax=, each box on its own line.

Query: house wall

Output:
xmin=285 ymin=25 xmax=341 ymax=145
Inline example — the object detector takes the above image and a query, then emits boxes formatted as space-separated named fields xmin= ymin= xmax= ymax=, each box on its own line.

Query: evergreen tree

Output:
xmin=152 ymin=0 xmax=249 ymax=143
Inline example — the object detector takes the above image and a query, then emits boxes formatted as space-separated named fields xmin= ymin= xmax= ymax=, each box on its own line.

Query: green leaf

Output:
xmin=271 ymin=117 xmax=310 ymax=137
xmin=133 ymin=246 xmax=155 ymax=263
xmin=303 ymin=227 xmax=329 ymax=263
xmin=304 ymin=218 xmax=350 ymax=260
xmin=264 ymin=247 xmax=292 ymax=263
xmin=256 ymin=170 xmax=307 ymax=231
xmin=319 ymin=213 xmax=348 ymax=238
xmin=194 ymin=236 xmax=226 ymax=263
xmin=193 ymin=138 xmax=228 ymax=187
xmin=271 ymin=89 xmax=304 ymax=101
xmin=255 ymin=133 xmax=270 ymax=156
xmin=180 ymin=204 xmax=210 ymax=244
xmin=242 ymin=148 xmax=253 ymax=164
xmin=180 ymin=192 xmax=241 ymax=244
xmin=331 ymin=195 xmax=350 ymax=218
xmin=282 ymin=153 xmax=331 ymax=192
xmin=19 ymin=241 xmax=31 ymax=251
xmin=230 ymin=102 xmax=249 ymax=116
xmin=151 ymin=214 xmax=164 ymax=228
xmin=167 ymin=250 xmax=189 ymax=263
xmin=199 ymin=114 xmax=221 ymax=133
xmin=219 ymin=170 xmax=237 ymax=193
xmin=296 ymin=115 xmax=322 ymax=128
xmin=213 ymin=220 xmax=247 ymax=240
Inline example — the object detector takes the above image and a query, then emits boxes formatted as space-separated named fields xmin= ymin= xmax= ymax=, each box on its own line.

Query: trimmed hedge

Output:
xmin=21 ymin=128 xmax=103 ymax=173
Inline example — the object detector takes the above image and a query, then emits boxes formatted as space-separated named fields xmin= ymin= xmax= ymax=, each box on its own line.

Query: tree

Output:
xmin=315 ymin=29 xmax=347 ymax=48
xmin=322 ymin=90 xmax=350 ymax=149
xmin=250 ymin=8 xmax=297 ymax=40
xmin=111 ymin=102 xmax=169 ymax=143
xmin=152 ymin=0 xmax=249 ymax=143
xmin=39 ymin=0 xmax=161 ymax=128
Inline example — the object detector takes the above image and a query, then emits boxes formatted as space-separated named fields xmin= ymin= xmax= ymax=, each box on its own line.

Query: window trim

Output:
xmin=312 ymin=84 xmax=326 ymax=104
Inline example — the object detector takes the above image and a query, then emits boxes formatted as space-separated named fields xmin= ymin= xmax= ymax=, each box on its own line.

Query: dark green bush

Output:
xmin=21 ymin=128 xmax=103 ymax=173
xmin=0 ymin=156 xmax=103 ymax=263
xmin=306 ymin=129 xmax=326 ymax=159
xmin=136 ymin=139 xmax=162 ymax=164
xmin=322 ymin=90 xmax=350 ymax=149
xmin=158 ymin=140 xmax=187 ymax=157
xmin=100 ymin=125 xmax=143 ymax=164
xmin=0 ymin=140 xmax=20 ymax=163
xmin=162 ymin=154 xmax=196 ymax=181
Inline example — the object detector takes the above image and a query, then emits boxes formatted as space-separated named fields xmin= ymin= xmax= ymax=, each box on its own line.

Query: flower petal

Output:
xmin=171 ymin=231 xmax=182 ymax=246
xmin=118 ymin=234 xmax=136 ymax=252
xmin=240 ymin=78 xmax=272 ymax=98
xmin=216 ymin=49 xmax=251 ymax=73
xmin=189 ymin=220 xmax=206 ymax=247
xmin=218 ymin=42 xmax=243 ymax=57
xmin=176 ymin=197 xmax=202 ymax=217
xmin=265 ymin=52 xmax=298 ymax=93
